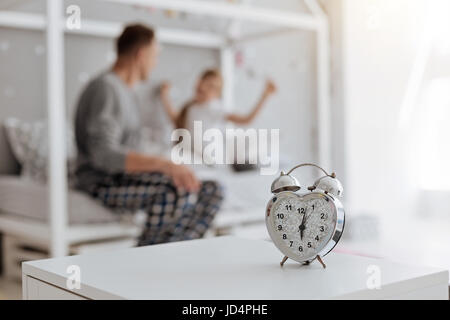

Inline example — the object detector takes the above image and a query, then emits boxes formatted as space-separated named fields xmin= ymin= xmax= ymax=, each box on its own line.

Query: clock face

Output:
xmin=266 ymin=192 xmax=338 ymax=262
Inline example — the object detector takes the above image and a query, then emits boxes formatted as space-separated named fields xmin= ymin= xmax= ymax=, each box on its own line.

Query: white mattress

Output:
xmin=0 ymin=176 xmax=119 ymax=225
xmin=0 ymin=169 xmax=274 ymax=227
xmin=192 ymin=165 xmax=274 ymax=212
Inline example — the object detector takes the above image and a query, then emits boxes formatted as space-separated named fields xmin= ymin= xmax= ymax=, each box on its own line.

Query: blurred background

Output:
xmin=0 ymin=0 xmax=449 ymax=299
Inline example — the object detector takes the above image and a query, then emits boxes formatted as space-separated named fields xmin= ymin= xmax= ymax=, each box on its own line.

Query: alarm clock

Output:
xmin=266 ymin=163 xmax=345 ymax=268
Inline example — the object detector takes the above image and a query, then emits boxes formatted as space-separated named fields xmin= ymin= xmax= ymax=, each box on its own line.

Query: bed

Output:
xmin=0 ymin=93 xmax=272 ymax=280
xmin=0 ymin=158 xmax=271 ymax=281
xmin=0 ymin=158 xmax=271 ymax=246
xmin=0 ymin=119 xmax=140 ymax=278
xmin=0 ymin=116 xmax=271 ymax=243
xmin=0 ymin=175 xmax=141 ymax=244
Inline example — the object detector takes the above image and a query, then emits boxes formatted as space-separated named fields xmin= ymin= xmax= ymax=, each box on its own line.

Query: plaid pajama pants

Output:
xmin=89 ymin=172 xmax=224 ymax=246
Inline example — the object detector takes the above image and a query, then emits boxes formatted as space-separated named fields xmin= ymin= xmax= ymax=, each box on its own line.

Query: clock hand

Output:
xmin=304 ymin=205 xmax=314 ymax=223
xmin=299 ymin=210 xmax=307 ymax=240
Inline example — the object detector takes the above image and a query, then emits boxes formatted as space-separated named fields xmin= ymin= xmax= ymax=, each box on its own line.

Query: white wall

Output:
xmin=324 ymin=0 xmax=450 ymax=271
xmin=337 ymin=0 xmax=424 ymax=218
xmin=233 ymin=31 xmax=316 ymax=169
xmin=334 ymin=0 xmax=450 ymax=221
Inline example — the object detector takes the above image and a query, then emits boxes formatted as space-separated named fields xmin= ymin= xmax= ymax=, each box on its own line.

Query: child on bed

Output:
xmin=159 ymin=69 xmax=277 ymax=133
xmin=160 ymin=69 xmax=276 ymax=168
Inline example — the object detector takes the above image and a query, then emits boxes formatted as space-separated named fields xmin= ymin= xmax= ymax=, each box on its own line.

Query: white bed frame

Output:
xmin=0 ymin=0 xmax=331 ymax=257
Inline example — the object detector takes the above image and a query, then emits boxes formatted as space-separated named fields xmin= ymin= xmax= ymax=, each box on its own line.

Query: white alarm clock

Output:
xmin=266 ymin=163 xmax=345 ymax=268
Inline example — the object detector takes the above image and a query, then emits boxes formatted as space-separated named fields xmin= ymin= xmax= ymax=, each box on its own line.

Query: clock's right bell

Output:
xmin=313 ymin=174 xmax=344 ymax=197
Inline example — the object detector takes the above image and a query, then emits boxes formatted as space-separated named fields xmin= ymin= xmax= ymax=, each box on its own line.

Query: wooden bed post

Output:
xmin=47 ymin=0 xmax=68 ymax=257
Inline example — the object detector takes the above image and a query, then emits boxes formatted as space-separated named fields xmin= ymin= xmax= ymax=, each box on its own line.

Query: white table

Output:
xmin=22 ymin=237 xmax=449 ymax=300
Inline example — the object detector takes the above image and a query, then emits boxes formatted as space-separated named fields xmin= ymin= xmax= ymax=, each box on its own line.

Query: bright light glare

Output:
xmin=399 ymin=0 xmax=450 ymax=128
xmin=418 ymin=78 xmax=450 ymax=191
xmin=429 ymin=0 xmax=450 ymax=55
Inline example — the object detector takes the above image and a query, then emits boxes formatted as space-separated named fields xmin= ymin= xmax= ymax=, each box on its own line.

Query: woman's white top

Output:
xmin=185 ymin=99 xmax=226 ymax=134
xmin=184 ymin=99 xmax=228 ymax=164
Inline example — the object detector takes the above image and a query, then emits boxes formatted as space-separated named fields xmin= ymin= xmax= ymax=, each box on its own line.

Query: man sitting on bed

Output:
xmin=74 ymin=24 xmax=223 ymax=246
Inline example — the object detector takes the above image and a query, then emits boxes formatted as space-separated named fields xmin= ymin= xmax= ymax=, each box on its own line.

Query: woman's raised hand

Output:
xmin=264 ymin=80 xmax=277 ymax=96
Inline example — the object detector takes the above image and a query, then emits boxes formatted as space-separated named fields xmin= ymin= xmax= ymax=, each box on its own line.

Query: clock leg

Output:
xmin=316 ymin=255 xmax=326 ymax=269
xmin=280 ymin=256 xmax=289 ymax=267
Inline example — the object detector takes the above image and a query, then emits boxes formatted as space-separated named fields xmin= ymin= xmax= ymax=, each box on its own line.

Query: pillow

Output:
xmin=3 ymin=117 xmax=77 ymax=183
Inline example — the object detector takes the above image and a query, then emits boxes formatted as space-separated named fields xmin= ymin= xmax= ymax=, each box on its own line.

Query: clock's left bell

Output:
xmin=271 ymin=172 xmax=301 ymax=194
